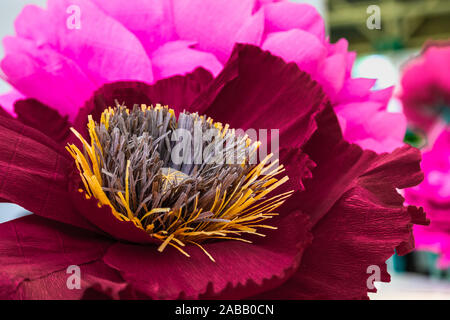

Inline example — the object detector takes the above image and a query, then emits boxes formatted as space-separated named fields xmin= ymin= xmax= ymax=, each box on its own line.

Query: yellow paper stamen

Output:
xmin=67 ymin=105 xmax=292 ymax=262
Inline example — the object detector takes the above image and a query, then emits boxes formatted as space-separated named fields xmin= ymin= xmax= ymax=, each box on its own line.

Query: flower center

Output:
xmin=67 ymin=103 xmax=291 ymax=261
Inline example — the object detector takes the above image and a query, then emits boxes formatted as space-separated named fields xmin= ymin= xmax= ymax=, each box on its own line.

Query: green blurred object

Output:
xmin=374 ymin=38 xmax=404 ymax=51
xmin=404 ymin=127 xmax=427 ymax=148
xmin=394 ymin=251 xmax=450 ymax=280
xmin=393 ymin=253 xmax=407 ymax=272
xmin=426 ymin=252 xmax=446 ymax=278
xmin=327 ymin=0 xmax=450 ymax=54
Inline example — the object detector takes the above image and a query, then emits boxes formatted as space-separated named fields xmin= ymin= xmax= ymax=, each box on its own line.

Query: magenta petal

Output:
xmin=356 ymin=137 xmax=405 ymax=155
xmin=400 ymin=45 xmax=450 ymax=132
xmin=405 ymin=130 xmax=450 ymax=266
xmin=359 ymin=111 xmax=407 ymax=153
xmin=327 ymin=38 xmax=349 ymax=57
xmin=369 ymin=86 xmax=394 ymax=106
xmin=263 ymin=2 xmax=325 ymax=40
xmin=0 ymin=90 xmax=24 ymax=116
xmin=315 ymin=53 xmax=347 ymax=99
xmin=103 ymin=212 xmax=312 ymax=299
xmin=413 ymin=225 xmax=450 ymax=269
xmin=235 ymin=8 xmax=265 ymax=46
xmin=0 ymin=215 xmax=111 ymax=299
xmin=335 ymin=99 xmax=406 ymax=153
xmin=152 ymin=41 xmax=222 ymax=80
xmin=1 ymin=39 xmax=96 ymax=121
xmin=194 ymin=44 xmax=328 ymax=150
xmin=13 ymin=5 xmax=58 ymax=47
xmin=91 ymin=0 xmax=176 ymax=54
xmin=173 ymin=0 xmax=256 ymax=62
xmin=0 ymin=115 xmax=94 ymax=231
xmin=5 ymin=0 xmax=154 ymax=119
xmin=10 ymin=0 xmax=153 ymax=88
xmin=262 ymin=29 xmax=326 ymax=75
xmin=47 ymin=0 xmax=153 ymax=84
xmin=337 ymin=78 xmax=377 ymax=103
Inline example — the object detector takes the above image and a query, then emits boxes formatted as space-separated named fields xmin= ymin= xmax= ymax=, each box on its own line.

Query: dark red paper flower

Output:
xmin=0 ymin=45 xmax=428 ymax=300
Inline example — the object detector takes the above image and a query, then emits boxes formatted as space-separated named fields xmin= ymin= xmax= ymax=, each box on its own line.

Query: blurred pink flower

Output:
xmin=400 ymin=44 xmax=450 ymax=135
xmin=405 ymin=129 xmax=450 ymax=268
xmin=0 ymin=0 xmax=405 ymax=152
xmin=401 ymin=43 xmax=450 ymax=268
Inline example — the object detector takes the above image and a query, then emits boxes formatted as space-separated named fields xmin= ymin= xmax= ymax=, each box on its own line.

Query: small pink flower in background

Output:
xmin=400 ymin=44 xmax=450 ymax=136
xmin=405 ymin=130 xmax=450 ymax=268
xmin=401 ymin=42 xmax=450 ymax=268
xmin=0 ymin=0 xmax=405 ymax=153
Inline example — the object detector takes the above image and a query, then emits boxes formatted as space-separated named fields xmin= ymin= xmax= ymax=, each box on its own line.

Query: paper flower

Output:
xmin=405 ymin=130 xmax=450 ymax=268
xmin=0 ymin=0 xmax=405 ymax=153
xmin=0 ymin=45 xmax=427 ymax=299
xmin=400 ymin=42 xmax=450 ymax=268
xmin=400 ymin=44 xmax=450 ymax=135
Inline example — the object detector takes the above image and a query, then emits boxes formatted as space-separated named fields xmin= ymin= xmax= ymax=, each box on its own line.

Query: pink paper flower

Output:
xmin=0 ymin=0 xmax=405 ymax=153
xmin=400 ymin=42 xmax=450 ymax=268
xmin=400 ymin=44 xmax=450 ymax=135
xmin=405 ymin=130 xmax=450 ymax=268
xmin=0 ymin=45 xmax=428 ymax=299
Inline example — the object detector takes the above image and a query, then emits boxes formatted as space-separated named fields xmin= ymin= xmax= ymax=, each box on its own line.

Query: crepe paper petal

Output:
xmin=263 ymin=2 xmax=325 ymax=41
xmin=336 ymin=78 xmax=377 ymax=104
xmin=14 ymin=99 xmax=71 ymax=145
xmin=0 ymin=90 xmax=25 ymax=116
xmin=0 ymin=215 xmax=112 ymax=299
xmin=15 ymin=261 xmax=132 ymax=300
xmin=0 ymin=115 xmax=95 ymax=231
xmin=172 ymin=0 xmax=256 ymax=62
xmin=261 ymin=29 xmax=327 ymax=76
xmin=3 ymin=0 xmax=154 ymax=121
xmin=335 ymin=100 xmax=407 ymax=153
xmin=252 ymin=107 xmax=428 ymax=300
xmin=235 ymin=8 xmax=265 ymax=46
xmin=0 ymin=106 xmax=13 ymax=119
xmin=254 ymin=206 xmax=427 ymax=300
xmin=90 ymin=0 xmax=176 ymax=54
xmin=1 ymin=39 xmax=96 ymax=121
xmin=193 ymin=44 xmax=328 ymax=151
xmin=278 ymin=147 xmax=316 ymax=194
xmin=315 ymin=53 xmax=347 ymax=99
xmin=151 ymin=41 xmax=222 ymax=80
xmin=369 ymin=86 xmax=395 ymax=107
xmin=295 ymin=107 xmax=424 ymax=226
xmin=103 ymin=211 xmax=312 ymax=300
xmin=400 ymin=45 xmax=450 ymax=132
xmin=46 ymin=0 xmax=154 ymax=84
